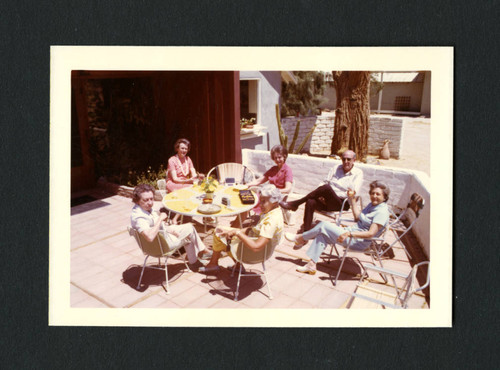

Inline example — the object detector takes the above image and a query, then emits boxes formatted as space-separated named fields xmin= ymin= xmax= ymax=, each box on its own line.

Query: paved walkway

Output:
xmin=70 ymin=188 xmax=429 ymax=310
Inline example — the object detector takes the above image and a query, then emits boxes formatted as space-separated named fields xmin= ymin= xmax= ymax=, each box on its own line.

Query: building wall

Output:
xmin=239 ymin=71 xmax=282 ymax=151
xmin=420 ymin=71 xmax=431 ymax=116
xmin=243 ymin=149 xmax=430 ymax=257
xmin=320 ymin=80 xmax=428 ymax=115
xmin=370 ymin=82 xmax=424 ymax=112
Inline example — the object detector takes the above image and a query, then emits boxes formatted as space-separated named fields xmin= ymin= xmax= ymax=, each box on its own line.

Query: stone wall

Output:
xmin=242 ymin=149 xmax=430 ymax=258
xmin=367 ymin=116 xmax=403 ymax=159
xmin=280 ymin=115 xmax=403 ymax=158
xmin=281 ymin=116 xmax=319 ymax=153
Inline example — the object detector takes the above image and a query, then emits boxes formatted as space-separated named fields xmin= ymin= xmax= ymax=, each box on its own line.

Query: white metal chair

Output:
xmin=325 ymin=193 xmax=426 ymax=286
xmin=382 ymin=193 xmax=426 ymax=260
xmin=348 ymin=261 xmax=430 ymax=309
xmin=324 ymin=234 xmax=385 ymax=286
xmin=157 ymin=178 xmax=167 ymax=198
xmin=229 ymin=236 xmax=280 ymax=301
xmin=206 ymin=162 xmax=256 ymax=185
xmin=314 ymin=167 xmax=362 ymax=226
xmin=127 ymin=226 xmax=191 ymax=294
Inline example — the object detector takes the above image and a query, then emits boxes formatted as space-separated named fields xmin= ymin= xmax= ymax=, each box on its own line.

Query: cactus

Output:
xmin=275 ymin=104 xmax=288 ymax=149
xmin=275 ymin=104 xmax=317 ymax=154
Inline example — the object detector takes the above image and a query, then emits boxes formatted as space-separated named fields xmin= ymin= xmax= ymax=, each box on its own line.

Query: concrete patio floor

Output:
xmin=70 ymin=187 xmax=430 ymax=310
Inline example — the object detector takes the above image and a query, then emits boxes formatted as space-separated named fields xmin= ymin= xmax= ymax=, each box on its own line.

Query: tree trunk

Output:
xmin=330 ymin=71 xmax=371 ymax=161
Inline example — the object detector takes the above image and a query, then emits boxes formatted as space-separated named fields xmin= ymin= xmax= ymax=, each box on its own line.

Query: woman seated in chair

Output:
xmin=165 ymin=138 xmax=204 ymax=224
xmin=199 ymin=184 xmax=284 ymax=273
xmin=233 ymin=145 xmax=293 ymax=227
xmin=285 ymin=180 xmax=390 ymax=275
xmin=166 ymin=138 xmax=204 ymax=192
xmin=247 ymin=144 xmax=293 ymax=194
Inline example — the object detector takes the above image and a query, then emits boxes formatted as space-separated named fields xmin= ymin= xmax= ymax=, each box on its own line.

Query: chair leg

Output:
xmin=234 ymin=264 xmax=243 ymax=301
xmin=327 ymin=243 xmax=340 ymax=263
xmin=262 ymin=262 xmax=273 ymax=299
xmin=334 ymin=250 xmax=349 ymax=286
xmin=370 ymin=248 xmax=391 ymax=285
xmin=393 ymin=234 xmax=413 ymax=260
xmin=137 ymin=255 xmax=149 ymax=289
xmin=164 ymin=256 xmax=170 ymax=294
xmin=179 ymin=248 xmax=192 ymax=272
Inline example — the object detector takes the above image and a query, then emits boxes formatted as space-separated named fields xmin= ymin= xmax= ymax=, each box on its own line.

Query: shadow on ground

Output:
xmin=121 ymin=263 xmax=188 ymax=292
xmin=201 ymin=267 xmax=267 ymax=301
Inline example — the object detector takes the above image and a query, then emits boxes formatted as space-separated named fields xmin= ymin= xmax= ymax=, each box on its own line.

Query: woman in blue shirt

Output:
xmin=285 ymin=180 xmax=391 ymax=275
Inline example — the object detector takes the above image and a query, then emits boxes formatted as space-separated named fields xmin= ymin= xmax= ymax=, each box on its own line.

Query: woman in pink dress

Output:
xmin=166 ymin=138 xmax=203 ymax=193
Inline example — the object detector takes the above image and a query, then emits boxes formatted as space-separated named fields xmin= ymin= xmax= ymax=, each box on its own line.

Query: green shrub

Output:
xmin=126 ymin=164 xmax=167 ymax=189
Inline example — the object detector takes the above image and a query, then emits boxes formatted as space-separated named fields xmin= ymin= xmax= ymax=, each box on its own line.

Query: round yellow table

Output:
xmin=162 ymin=184 xmax=258 ymax=226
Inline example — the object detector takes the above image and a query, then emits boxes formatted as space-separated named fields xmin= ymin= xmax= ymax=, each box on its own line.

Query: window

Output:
xmin=394 ymin=96 xmax=411 ymax=111
xmin=240 ymin=79 xmax=259 ymax=123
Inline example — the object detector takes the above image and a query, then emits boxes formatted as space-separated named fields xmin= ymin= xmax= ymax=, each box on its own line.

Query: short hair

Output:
xmin=342 ymin=149 xmax=356 ymax=160
xmin=132 ymin=183 xmax=155 ymax=204
xmin=174 ymin=138 xmax=191 ymax=152
xmin=369 ymin=180 xmax=391 ymax=202
xmin=258 ymin=184 xmax=283 ymax=204
xmin=270 ymin=145 xmax=288 ymax=161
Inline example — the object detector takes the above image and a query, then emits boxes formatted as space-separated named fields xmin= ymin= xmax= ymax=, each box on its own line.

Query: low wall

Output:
xmin=367 ymin=116 xmax=403 ymax=159
xmin=242 ymin=149 xmax=430 ymax=258
xmin=280 ymin=115 xmax=403 ymax=158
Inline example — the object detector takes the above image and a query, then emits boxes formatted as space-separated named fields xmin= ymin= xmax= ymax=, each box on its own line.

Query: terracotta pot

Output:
xmin=380 ymin=140 xmax=390 ymax=159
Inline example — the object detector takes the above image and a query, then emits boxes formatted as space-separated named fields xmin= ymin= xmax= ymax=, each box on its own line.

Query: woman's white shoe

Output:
xmin=285 ymin=232 xmax=308 ymax=250
xmin=296 ymin=264 xmax=316 ymax=275
xmin=284 ymin=232 xmax=296 ymax=243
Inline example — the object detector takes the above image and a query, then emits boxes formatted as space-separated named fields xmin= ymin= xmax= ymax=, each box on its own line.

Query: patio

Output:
xmin=70 ymin=186 xmax=430 ymax=310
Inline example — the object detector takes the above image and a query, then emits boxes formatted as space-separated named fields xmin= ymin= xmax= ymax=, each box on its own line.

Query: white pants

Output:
xmin=163 ymin=223 xmax=206 ymax=264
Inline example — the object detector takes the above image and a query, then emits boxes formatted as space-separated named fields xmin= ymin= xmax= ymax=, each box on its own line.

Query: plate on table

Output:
xmin=197 ymin=204 xmax=222 ymax=215
xmin=233 ymin=184 xmax=248 ymax=191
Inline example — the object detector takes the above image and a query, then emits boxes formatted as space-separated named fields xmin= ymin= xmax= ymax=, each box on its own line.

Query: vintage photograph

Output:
xmin=50 ymin=47 xmax=452 ymax=326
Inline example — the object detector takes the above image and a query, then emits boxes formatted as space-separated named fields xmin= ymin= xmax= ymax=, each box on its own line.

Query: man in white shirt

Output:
xmin=130 ymin=184 xmax=211 ymax=269
xmin=280 ymin=150 xmax=364 ymax=236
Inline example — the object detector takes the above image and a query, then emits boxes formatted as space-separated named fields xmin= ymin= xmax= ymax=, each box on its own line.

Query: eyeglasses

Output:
xmin=342 ymin=157 xmax=354 ymax=162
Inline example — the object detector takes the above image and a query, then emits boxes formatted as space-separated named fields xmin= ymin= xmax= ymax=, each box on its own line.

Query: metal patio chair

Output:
xmin=315 ymin=168 xmax=363 ymax=227
xmin=206 ymin=162 xmax=256 ymax=185
xmin=127 ymin=226 xmax=191 ymax=294
xmin=348 ymin=261 xmax=430 ymax=309
xmin=324 ymin=193 xmax=426 ymax=286
xmin=229 ymin=236 xmax=280 ymax=302
xmin=381 ymin=192 xmax=426 ymax=260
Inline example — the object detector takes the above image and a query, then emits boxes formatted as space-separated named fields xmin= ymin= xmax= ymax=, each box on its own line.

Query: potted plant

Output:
xmin=240 ymin=117 xmax=256 ymax=129
xmin=199 ymin=177 xmax=219 ymax=203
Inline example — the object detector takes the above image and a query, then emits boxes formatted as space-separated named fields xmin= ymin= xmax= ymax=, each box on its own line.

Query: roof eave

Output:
xmin=281 ymin=71 xmax=297 ymax=84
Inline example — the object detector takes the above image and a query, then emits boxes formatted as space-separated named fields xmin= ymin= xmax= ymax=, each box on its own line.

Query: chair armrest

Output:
xmin=364 ymin=237 xmax=385 ymax=243
xmin=361 ymin=263 xmax=408 ymax=279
